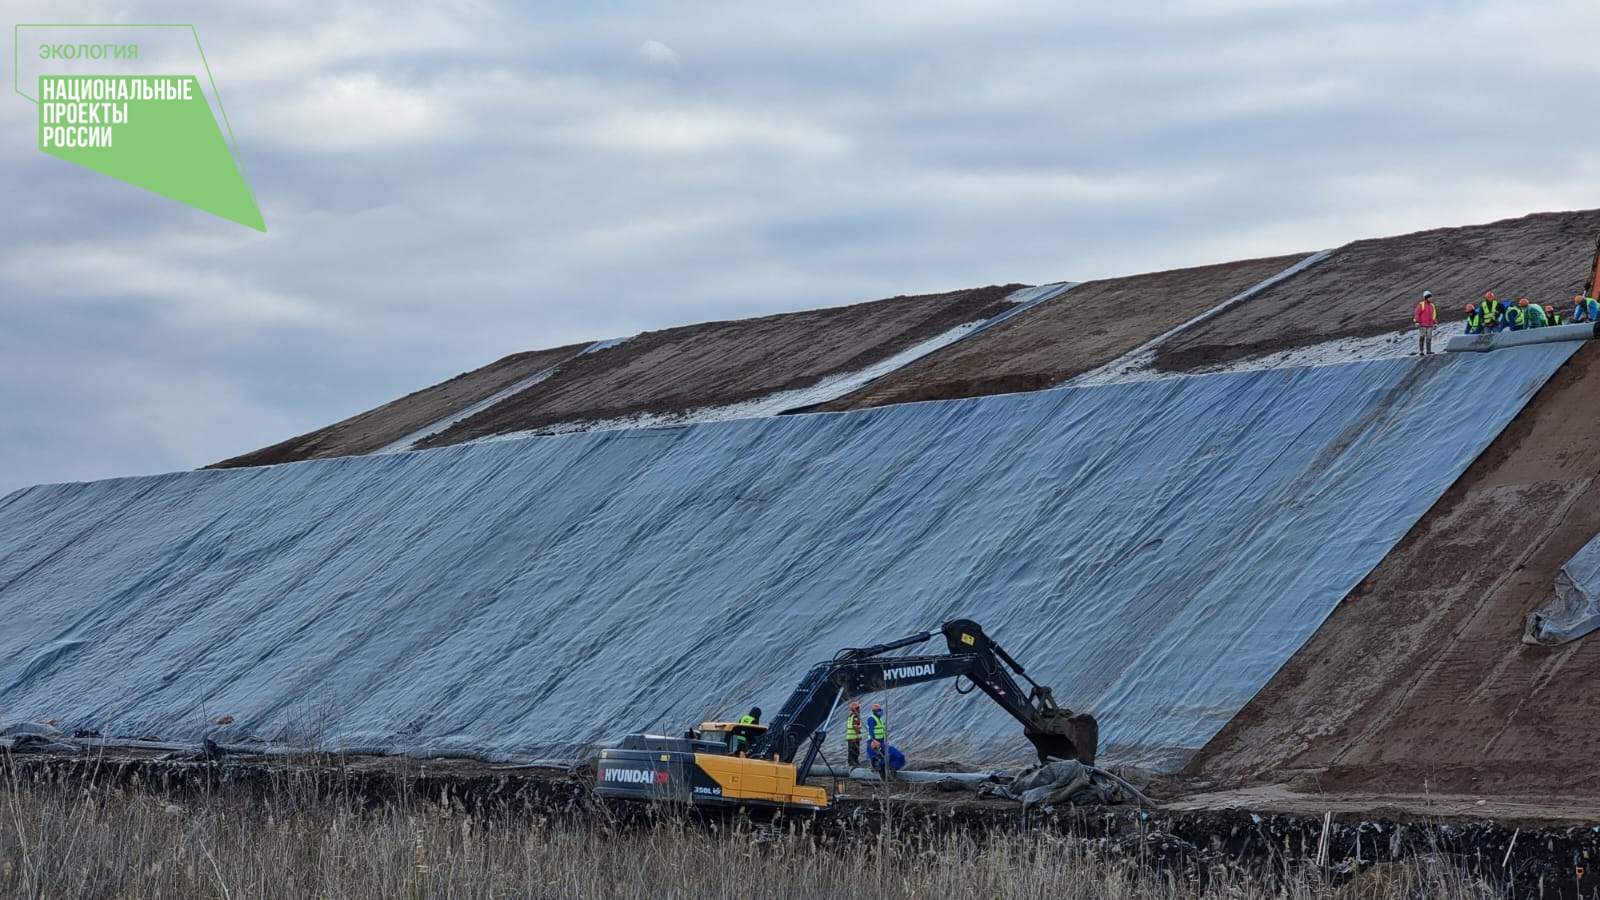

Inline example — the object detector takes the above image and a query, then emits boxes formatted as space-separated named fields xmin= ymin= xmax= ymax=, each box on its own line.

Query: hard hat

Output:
xmin=871 ymin=703 xmax=882 ymax=711
xmin=1485 ymin=291 xmax=1495 ymax=300
xmin=869 ymin=739 xmax=881 ymax=749
xmin=1545 ymin=304 xmax=1556 ymax=312
xmin=849 ymin=701 xmax=860 ymax=710
xmin=1518 ymin=298 xmax=1529 ymax=307
xmin=1464 ymin=304 xmax=1474 ymax=312
xmin=1422 ymin=290 xmax=1432 ymax=298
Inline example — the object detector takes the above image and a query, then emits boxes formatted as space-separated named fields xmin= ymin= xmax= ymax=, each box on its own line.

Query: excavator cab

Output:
xmin=689 ymin=720 xmax=767 ymax=756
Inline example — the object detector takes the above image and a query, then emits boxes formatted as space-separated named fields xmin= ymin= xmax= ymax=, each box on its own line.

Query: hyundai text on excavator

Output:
xmin=594 ymin=619 xmax=1098 ymax=811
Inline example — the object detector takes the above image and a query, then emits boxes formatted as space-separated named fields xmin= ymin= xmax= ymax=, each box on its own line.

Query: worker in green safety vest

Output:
xmin=845 ymin=701 xmax=863 ymax=767
xmin=728 ymin=706 xmax=761 ymax=756
xmin=866 ymin=702 xmax=886 ymax=745
xmin=1485 ymin=291 xmax=1509 ymax=332
xmin=1463 ymin=304 xmax=1485 ymax=335
xmin=1546 ymin=304 xmax=1563 ymax=326
xmin=1508 ymin=299 xmax=1528 ymax=331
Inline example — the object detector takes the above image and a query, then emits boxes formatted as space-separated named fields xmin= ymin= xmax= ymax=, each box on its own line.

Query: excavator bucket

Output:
xmin=1027 ymin=711 xmax=1098 ymax=765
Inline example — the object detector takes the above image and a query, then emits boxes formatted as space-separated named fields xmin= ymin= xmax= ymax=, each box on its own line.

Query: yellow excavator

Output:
xmin=594 ymin=618 xmax=1098 ymax=811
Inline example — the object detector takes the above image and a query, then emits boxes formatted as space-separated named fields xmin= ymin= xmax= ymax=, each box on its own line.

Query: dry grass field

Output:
xmin=0 ymin=769 xmax=1499 ymax=900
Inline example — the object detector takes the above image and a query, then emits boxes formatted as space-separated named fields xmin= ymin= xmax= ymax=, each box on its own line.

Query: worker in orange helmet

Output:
xmin=866 ymin=738 xmax=905 ymax=776
xmin=844 ymin=701 xmax=864 ymax=768
xmin=865 ymin=702 xmax=886 ymax=748
xmin=1505 ymin=298 xmax=1526 ymax=331
xmin=1463 ymin=303 xmax=1486 ymax=335
xmin=1547 ymin=304 xmax=1563 ymax=326
xmin=1485 ymin=291 xmax=1512 ymax=332
xmin=1522 ymin=298 xmax=1547 ymax=328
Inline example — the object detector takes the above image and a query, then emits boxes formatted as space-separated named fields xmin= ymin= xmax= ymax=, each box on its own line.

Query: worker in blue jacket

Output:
xmin=1573 ymin=294 xmax=1600 ymax=324
xmin=866 ymin=739 xmax=905 ymax=774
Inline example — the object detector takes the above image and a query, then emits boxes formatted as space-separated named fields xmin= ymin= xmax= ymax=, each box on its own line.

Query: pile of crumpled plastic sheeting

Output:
xmin=0 ymin=721 xmax=79 ymax=754
xmin=1525 ymin=533 xmax=1600 ymax=645
xmin=988 ymin=759 xmax=1151 ymax=808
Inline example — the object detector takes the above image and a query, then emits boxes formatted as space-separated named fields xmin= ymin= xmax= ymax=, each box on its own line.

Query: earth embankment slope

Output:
xmin=1192 ymin=341 xmax=1600 ymax=796
xmin=0 ymin=350 xmax=1570 ymax=768
xmin=1156 ymin=209 xmax=1600 ymax=372
xmin=814 ymin=253 xmax=1306 ymax=410
xmin=414 ymin=284 xmax=1023 ymax=447
xmin=212 ymin=343 xmax=588 ymax=468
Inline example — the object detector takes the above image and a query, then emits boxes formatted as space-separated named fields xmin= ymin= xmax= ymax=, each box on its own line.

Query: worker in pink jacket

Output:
xmin=1413 ymin=290 xmax=1438 ymax=355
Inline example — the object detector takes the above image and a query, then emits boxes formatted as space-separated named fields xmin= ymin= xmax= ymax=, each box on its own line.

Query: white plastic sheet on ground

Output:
xmin=1524 ymin=533 xmax=1600 ymax=645
xmin=0 ymin=346 xmax=1577 ymax=770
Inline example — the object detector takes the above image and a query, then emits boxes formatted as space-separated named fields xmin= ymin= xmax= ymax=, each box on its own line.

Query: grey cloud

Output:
xmin=4 ymin=0 xmax=1599 ymax=493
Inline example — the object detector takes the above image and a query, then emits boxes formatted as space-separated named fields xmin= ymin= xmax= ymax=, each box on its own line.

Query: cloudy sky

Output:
xmin=3 ymin=0 xmax=1598 ymax=494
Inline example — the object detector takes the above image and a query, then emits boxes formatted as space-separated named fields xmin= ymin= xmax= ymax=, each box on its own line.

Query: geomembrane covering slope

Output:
xmin=0 ymin=347 xmax=1575 ymax=769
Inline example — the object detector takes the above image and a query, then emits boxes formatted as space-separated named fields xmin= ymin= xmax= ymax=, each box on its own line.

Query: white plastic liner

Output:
xmin=0 ymin=346 xmax=1576 ymax=770
xmin=1525 ymin=534 xmax=1600 ymax=645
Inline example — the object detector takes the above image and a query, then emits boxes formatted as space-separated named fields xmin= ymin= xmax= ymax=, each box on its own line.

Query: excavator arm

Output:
xmin=750 ymin=618 xmax=1097 ymax=781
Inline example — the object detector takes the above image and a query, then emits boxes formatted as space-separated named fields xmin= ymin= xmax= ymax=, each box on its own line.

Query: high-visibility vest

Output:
xmin=1510 ymin=306 xmax=1525 ymax=328
xmin=1415 ymin=301 xmax=1436 ymax=326
xmin=1465 ymin=310 xmax=1483 ymax=331
xmin=1551 ymin=311 xmax=1564 ymax=326
xmin=730 ymin=713 xmax=757 ymax=753
xmin=845 ymin=713 xmax=862 ymax=740
xmin=868 ymin=713 xmax=885 ymax=740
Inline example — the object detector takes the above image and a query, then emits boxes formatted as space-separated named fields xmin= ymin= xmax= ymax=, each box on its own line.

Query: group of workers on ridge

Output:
xmin=1414 ymin=289 xmax=1599 ymax=355
xmin=1462 ymin=292 xmax=1598 ymax=334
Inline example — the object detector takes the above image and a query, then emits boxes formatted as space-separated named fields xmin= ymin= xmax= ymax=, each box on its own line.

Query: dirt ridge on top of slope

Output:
xmin=414 ymin=284 xmax=1024 ymax=447
xmin=212 ymin=343 xmax=589 ymax=469
xmin=1156 ymin=209 xmax=1600 ymax=372
xmin=814 ymin=254 xmax=1306 ymax=411
xmin=217 ymin=208 xmax=1600 ymax=468
xmin=1191 ymin=341 xmax=1600 ymax=798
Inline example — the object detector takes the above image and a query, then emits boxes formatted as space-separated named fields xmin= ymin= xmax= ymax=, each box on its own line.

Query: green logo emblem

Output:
xmin=17 ymin=25 xmax=264 ymax=231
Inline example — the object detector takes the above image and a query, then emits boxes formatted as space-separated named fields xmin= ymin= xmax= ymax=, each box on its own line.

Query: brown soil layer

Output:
xmin=815 ymin=255 xmax=1305 ymax=411
xmin=416 ymin=285 xmax=1023 ymax=447
xmin=1192 ymin=341 xmax=1600 ymax=797
xmin=212 ymin=344 xmax=588 ymax=468
xmin=1157 ymin=210 xmax=1600 ymax=372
